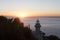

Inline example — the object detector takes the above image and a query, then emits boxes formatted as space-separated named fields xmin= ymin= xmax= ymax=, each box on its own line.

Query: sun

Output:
xmin=17 ymin=13 xmax=26 ymax=18
xmin=20 ymin=14 xmax=25 ymax=18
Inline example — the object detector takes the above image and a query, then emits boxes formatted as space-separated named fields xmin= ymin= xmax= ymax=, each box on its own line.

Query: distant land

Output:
xmin=25 ymin=16 xmax=60 ymax=18
xmin=0 ymin=16 xmax=60 ymax=18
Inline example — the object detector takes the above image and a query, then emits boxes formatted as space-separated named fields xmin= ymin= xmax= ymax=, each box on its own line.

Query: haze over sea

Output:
xmin=23 ymin=16 xmax=60 ymax=38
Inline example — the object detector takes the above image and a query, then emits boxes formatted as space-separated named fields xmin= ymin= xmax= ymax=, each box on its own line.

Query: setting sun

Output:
xmin=17 ymin=13 xmax=27 ymax=18
xmin=20 ymin=14 xmax=25 ymax=18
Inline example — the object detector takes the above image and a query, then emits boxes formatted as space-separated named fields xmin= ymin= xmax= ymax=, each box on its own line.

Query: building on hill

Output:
xmin=32 ymin=19 xmax=44 ymax=40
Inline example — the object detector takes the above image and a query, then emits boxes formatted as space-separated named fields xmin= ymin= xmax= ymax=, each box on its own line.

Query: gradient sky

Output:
xmin=0 ymin=0 xmax=60 ymax=17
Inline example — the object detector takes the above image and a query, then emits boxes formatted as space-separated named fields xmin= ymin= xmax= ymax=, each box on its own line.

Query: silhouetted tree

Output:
xmin=0 ymin=16 xmax=37 ymax=40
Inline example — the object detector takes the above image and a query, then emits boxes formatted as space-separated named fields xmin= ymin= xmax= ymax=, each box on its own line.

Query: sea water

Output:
xmin=23 ymin=17 xmax=60 ymax=38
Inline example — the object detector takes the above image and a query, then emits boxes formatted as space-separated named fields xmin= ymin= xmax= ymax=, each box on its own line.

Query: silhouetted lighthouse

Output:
xmin=34 ymin=19 xmax=43 ymax=40
xmin=35 ymin=19 xmax=41 ymax=32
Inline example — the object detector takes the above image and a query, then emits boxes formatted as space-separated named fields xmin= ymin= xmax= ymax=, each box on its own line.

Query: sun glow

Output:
xmin=17 ymin=13 xmax=27 ymax=18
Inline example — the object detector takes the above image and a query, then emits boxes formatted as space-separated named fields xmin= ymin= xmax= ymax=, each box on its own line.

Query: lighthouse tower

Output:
xmin=35 ymin=19 xmax=41 ymax=32
xmin=34 ymin=19 xmax=43 ymax=40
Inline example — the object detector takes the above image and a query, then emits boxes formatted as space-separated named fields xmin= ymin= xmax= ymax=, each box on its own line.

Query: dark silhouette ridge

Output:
xmin=43 ymin=35 xmax=60 ymax=40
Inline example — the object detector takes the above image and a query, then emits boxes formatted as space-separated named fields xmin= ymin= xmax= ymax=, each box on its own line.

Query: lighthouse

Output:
xmin=35 ymin=19 xmax=41 ymax=32
xmin=33 ymin=19 xmax=43 ymax=40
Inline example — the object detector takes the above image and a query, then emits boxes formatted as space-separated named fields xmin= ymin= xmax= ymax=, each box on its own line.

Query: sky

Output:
xmin=0 ymin=0 xmax=60 ymax=17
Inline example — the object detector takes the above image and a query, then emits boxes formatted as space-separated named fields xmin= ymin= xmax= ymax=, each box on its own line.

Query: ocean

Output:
xmin=22 ymin=17 xmax=60 ymax=38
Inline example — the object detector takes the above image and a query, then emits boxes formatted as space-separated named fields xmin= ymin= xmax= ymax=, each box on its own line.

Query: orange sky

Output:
xmin=0 ymin=12 xmax=60 ymax=18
